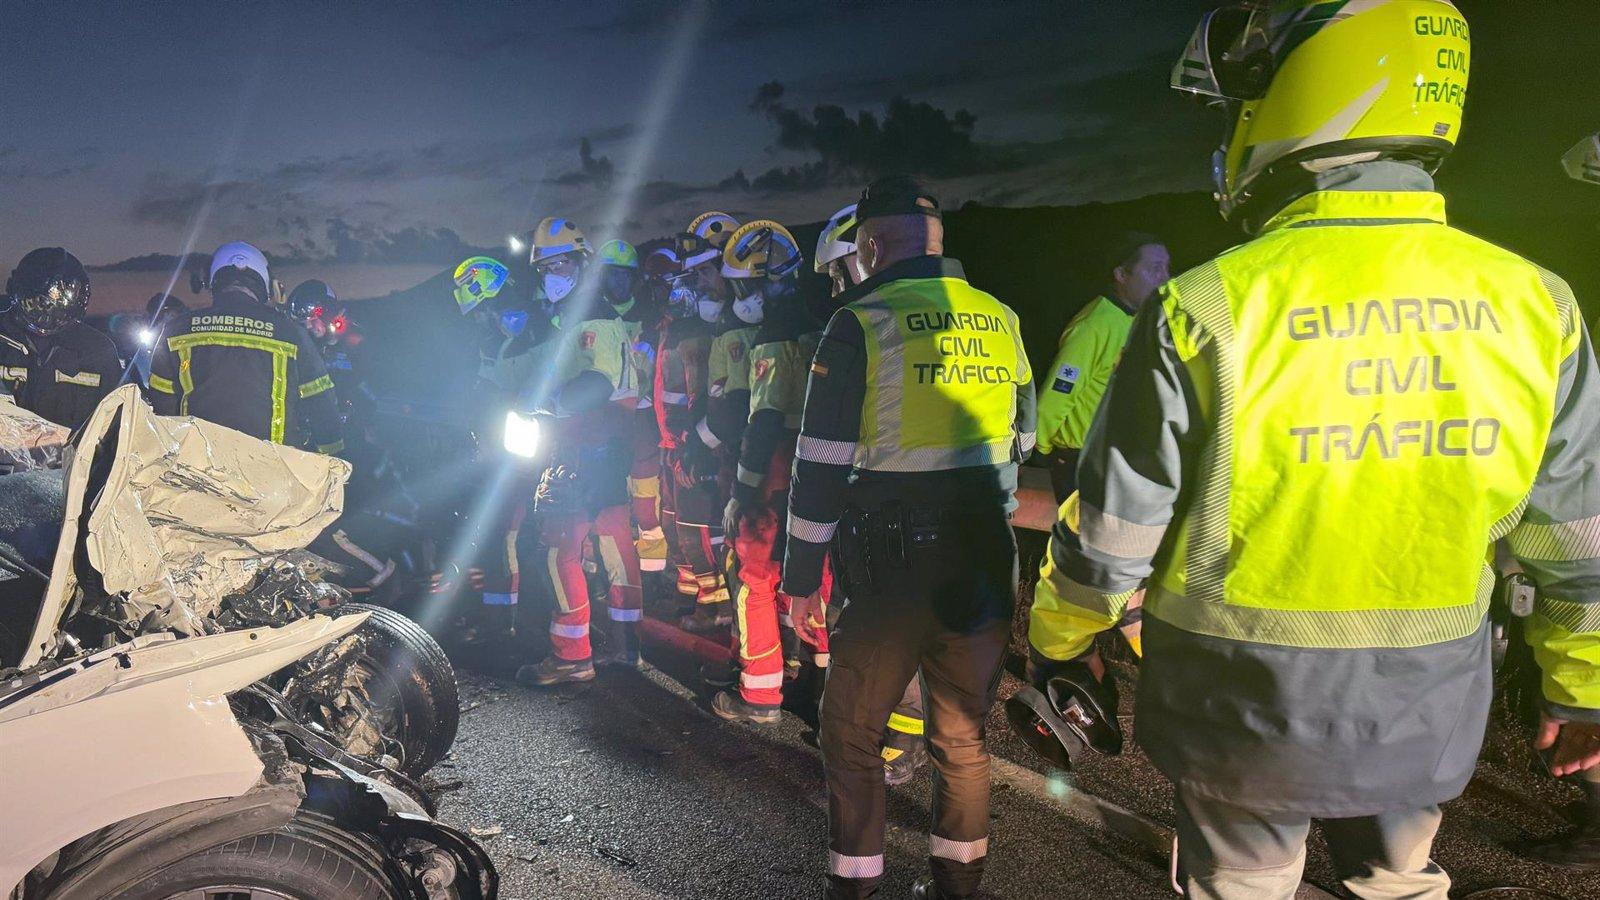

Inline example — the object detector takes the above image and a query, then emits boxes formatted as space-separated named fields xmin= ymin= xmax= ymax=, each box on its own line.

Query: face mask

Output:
xmin=696 ymin=297 xmax=724 ymax=323
xmin=543 ymin=272 xmax=576 ymax=303
xmin=668 ymin=286 xmax=698 ymax=318
xmin=732 ymin=293 xmax=764 ymax=325
xmin=499 ymin=309 xmax=528 ymax=337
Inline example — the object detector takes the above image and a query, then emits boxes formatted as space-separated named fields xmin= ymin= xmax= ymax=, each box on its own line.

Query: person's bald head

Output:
xmin=857 ymin=214 xmax=943 ymax=277
xmin=854 ymin=175 xmax=945 ymax=278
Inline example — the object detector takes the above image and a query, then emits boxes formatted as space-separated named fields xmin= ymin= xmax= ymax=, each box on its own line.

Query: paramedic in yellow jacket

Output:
xmin=1035 ymin=231 xmax=1169 ymax=501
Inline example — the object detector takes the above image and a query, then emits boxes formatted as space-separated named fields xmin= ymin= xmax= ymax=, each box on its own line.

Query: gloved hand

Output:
xmin=535 ymin=464 xmax=580 ymax=511
xmin=722 ymin=497 xmax=742 ymax=539
xmin=1027 ymin=644 xmax=1116 ymax=712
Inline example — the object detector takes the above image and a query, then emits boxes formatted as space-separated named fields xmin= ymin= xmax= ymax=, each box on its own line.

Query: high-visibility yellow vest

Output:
xmin=708 ymin=325 xmax=759 ymax=399
xmin=1154 ymin=189 xmax=1580 ymax=648
xmin=846 ymin=274 xmax=1031 ymax=472
xmin=749 ymin=332 xmax=819 ymax=430
xmin=559 ymin=317 xmax=638 ymax=402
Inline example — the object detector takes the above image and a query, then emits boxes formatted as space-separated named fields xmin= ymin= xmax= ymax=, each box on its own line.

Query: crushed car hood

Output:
xmin=15 ymin=386 xmax=350 ymax=667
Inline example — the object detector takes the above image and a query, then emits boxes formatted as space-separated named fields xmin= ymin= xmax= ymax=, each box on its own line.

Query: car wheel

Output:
xmin=108 ymin=816 xmax=400 ymax=900
xmin=332 ymin=602 xmax=461 ymax=777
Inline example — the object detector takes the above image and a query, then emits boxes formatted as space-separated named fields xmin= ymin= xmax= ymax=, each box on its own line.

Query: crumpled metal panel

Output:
xmin=21 ymin=386 xmax=349 ymax=665
xmin=0 ymin=398 xmax=68 ymax=472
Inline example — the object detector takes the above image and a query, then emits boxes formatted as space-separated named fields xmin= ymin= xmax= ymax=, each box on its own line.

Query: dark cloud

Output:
xmin=548 ymin=138 xmax=616 ymax=187
xmin=290 ymin=218 xmax=492 ymax=266
xmin=91 ymin=252 xmax=210 ymax=273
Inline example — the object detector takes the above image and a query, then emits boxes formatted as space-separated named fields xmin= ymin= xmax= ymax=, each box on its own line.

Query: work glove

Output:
xmin=722 ymin=497 xmax=742 ymax=540
xmin=1027 ymin=643 xmax=1118 ymax=715
xmin=535 ymin=464 xmax=580 ymax=512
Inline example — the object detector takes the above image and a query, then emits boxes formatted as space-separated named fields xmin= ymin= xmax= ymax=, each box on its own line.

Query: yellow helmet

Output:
xmin=687 ymin=212 xmax=740 ymax=249
xmin=530 ymin=216 xmax=591 ymax=266
xmin=721 ymin=220 xmax=802 ymax=281
xmin=1172 ymin=0 xmax=1469 ymax=227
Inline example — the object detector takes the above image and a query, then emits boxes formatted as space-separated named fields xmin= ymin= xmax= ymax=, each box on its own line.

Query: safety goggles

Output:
xmin=1171 ymin=3 xmax=1276 ymax=105
xmin=531 ymin=254 xmax=581 ymax=279
xmin=728 ymin=226 xmax=802 ymax=280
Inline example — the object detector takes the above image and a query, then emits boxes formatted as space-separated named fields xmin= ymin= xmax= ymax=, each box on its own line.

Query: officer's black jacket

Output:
xmin=0 ymin=316 xmax=123 ymax=429
xmin=149 ymin=289 xmax=343 ymax=452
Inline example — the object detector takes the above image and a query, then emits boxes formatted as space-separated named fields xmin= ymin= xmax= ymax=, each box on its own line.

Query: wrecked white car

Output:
xmin=0 ymin=387 xmax=495 ymax=898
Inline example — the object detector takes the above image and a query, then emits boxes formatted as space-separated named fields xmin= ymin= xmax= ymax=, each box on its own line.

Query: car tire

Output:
xmin=107 ymin=815 xmax=400 ymax=900
xmin=335 ymin=602 xmax=461 ymax=777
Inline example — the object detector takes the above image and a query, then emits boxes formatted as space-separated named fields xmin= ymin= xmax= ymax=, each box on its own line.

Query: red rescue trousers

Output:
xmin=630 ymin=407 xmax=666 ymax=572
xmin=541 ymin=504 xmax=643 ymax=661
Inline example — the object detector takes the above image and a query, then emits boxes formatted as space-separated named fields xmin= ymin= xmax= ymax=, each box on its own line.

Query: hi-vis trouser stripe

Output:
xmin=829 ymin=851 xmax=883 ymax=879
xmin=167 ymin=332 xmax=298 ymax=444
xmin=930 ymin=835 xmax=988 ymax=864
xmin=887 ymin=712 xmax=924 ymax=735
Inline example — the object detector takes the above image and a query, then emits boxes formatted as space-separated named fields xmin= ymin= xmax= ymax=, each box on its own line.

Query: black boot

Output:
xmin=1522 ymin=779 xmax=1600 ymax=871
xmin=596 ymin=619 xmax=644 ymax=669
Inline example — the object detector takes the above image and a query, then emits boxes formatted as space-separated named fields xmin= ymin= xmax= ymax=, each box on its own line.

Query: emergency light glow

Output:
xmin=508 ymin=235 xmax=526 ymax=255
xmin=137 ymin=327 xmax=157 ymax=347
xmin=503 ymin=410 xmax=541 ymax=458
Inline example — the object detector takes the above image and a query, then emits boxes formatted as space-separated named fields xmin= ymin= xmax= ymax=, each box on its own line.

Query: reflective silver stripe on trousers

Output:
xmin=737 ymin=464 xmax=764 ymax=487
xmin=829 ymin=851 xmax=884 ymax=879
xmin=550 ymin=622 xmax=589 ymax=638
xmin=661 ymin=390 xmax=689 ymax=405
xmin=696 ymin=418 xmax=721 ymax=449
xmin=797 ymin=435 xmax=858 ymax=465
xmin=608 ymin=607 xmax=643 ymax=622
xmin=789 ymin=513 xmax=837 ymax=544
xmin=929 ymin=834 xmax=988 ymax=863
xmin=1509 ymin=512 xmax=1600 ymax=562
xmin=1018 ymin=430 xmax=1036 ymax=455
xmin=741 ymin=671 xmax=785 ymax=689
xmin=1079 ymin=501 xmax=1168 ymax=559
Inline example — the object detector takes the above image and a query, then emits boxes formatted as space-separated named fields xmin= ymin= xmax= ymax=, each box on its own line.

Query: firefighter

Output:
xmin=785 ymin=176 xmax=1036 ymax=899
xmin=660 ymin=214 xmax=740 ymax=630
xmin=0 ymin=247 xmax=123 ymax=429
xmin=516 ymin=217 xmax=645 ymax=685
xmin=607 ymin=240 xmax=671 ymax=579
xmin=151 ymin=242 xmax=342 ymax=453
xmin=706 ymin=219 xmax=824 ymax=723
xmin=1030 ymin=3 xmax=1600 ymax=896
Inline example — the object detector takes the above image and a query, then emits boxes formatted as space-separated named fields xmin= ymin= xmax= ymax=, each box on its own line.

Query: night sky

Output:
xmin=0 ymin=1 xmax=1596 ymax=309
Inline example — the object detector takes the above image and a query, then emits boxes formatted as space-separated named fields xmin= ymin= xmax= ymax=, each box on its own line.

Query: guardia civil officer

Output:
xmin=1030 ymin=2 xmax=1600 ymax=896
xmin=784 ymin=175 xmax=1036 ymax=899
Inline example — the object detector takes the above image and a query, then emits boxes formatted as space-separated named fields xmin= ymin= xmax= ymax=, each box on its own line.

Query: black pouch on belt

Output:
xmin=838 ymin=506 xmax=878 ymax=594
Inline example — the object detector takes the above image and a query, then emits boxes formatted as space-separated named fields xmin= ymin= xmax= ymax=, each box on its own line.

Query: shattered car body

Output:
xmin=0 ymin=388 xmax=495 ymax=898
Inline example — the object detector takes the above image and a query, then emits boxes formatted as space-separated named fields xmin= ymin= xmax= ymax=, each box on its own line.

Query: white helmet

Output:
xmin=1563 ymin=132 xmax=1600 ymax=186
xmin=208 ymin=241 xmax=271 ymax=297
xmin=813 ymin=203 xmax=858 ymax=272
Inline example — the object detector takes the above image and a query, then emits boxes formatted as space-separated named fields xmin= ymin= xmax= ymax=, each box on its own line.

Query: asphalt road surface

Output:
xmin=427 ymin=554 xmax=1600 ymax=899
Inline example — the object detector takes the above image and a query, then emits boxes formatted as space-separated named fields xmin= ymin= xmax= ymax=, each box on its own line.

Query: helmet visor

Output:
xmin=1563 ymin=133 xmax=1600 ymax=186
xmin=17 ymin=277 xmax=87 ymax=334
xmin=1171 ymin=4 xmax=1274 ymax=104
